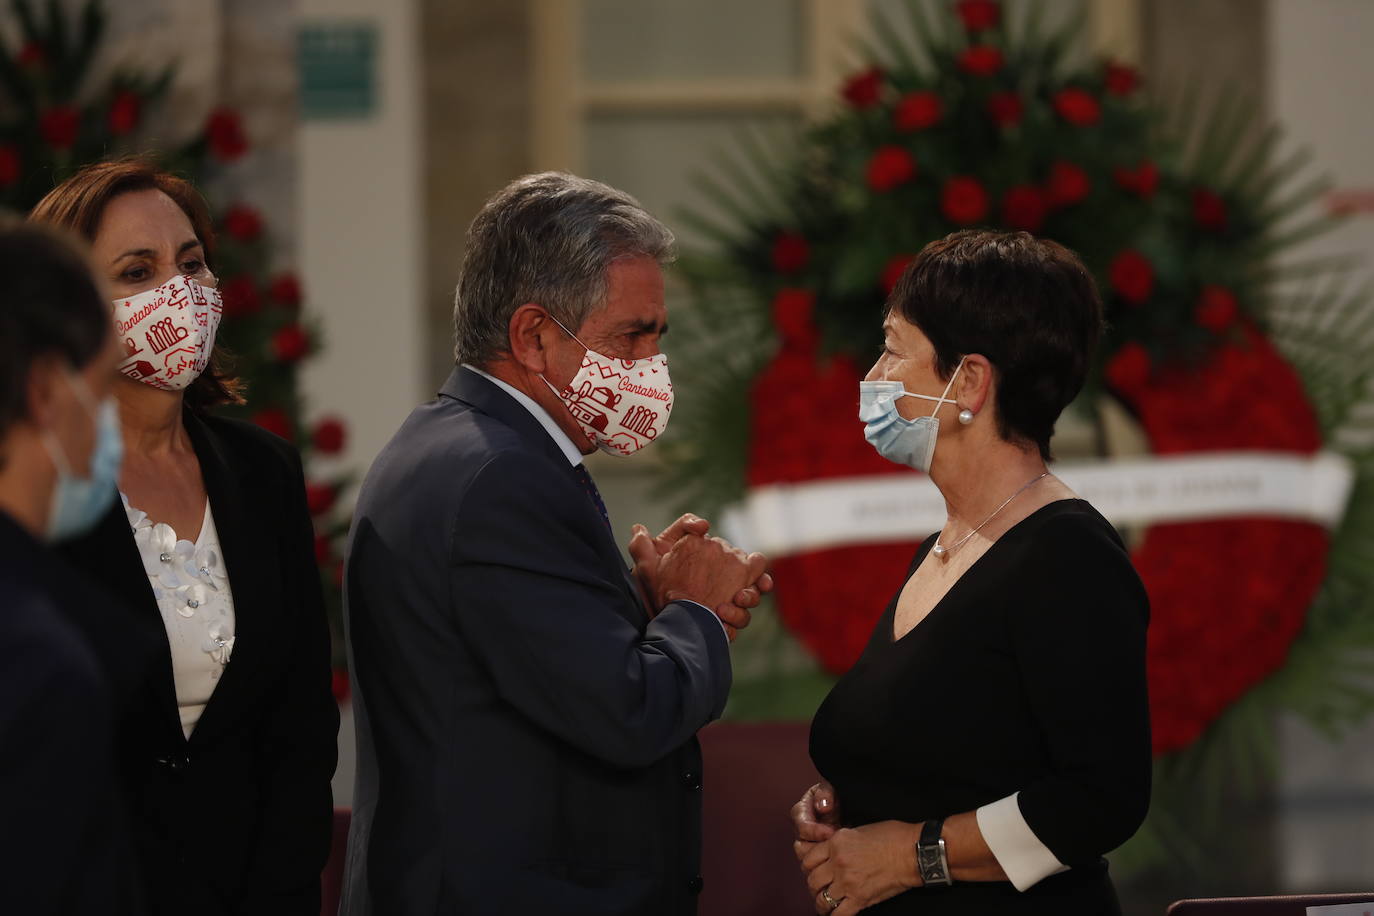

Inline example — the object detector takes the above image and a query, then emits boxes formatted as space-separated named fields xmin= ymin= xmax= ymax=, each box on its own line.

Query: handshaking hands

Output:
xmin=627 ymin=513 xmax=773 ymax=640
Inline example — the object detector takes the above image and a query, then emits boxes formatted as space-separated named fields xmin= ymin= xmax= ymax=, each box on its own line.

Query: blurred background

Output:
xmin=4 ymin=1 xmax=1372 ymax=912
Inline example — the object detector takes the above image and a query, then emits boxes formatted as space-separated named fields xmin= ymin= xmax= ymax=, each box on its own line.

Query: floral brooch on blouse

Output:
xmin=125 ymin=497 xmax=236 ymax=666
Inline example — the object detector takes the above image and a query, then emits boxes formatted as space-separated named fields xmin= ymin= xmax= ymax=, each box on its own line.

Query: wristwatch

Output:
xmin=916 ymin=817 xmax=953 ymax=886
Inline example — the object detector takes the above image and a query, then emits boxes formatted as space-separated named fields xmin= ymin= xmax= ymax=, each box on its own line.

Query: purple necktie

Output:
xmin=572 ymin=463 xmax=612 ymax=533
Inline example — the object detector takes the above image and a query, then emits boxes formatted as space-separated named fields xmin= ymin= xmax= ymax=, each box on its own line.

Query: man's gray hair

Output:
xmin=453 ymin=172 xmax=677 ymax=366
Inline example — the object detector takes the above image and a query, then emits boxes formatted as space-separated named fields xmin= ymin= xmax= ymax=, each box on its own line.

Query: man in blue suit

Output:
xmin=342 ymin=173 xmax=771 ymax=915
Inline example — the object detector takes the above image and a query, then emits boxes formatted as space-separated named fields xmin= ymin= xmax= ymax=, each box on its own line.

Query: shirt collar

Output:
xmin=461 ymin=364 xmax=584 ymax=467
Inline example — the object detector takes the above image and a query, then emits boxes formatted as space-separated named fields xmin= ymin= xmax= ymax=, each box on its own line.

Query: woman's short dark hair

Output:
xmin=0 ymin=219 xmax=111 ymax=441
xmin=28 ymin=158 xmax=243 ymax=409
xmin=889 ymin=230 xmax=1104 ymax=460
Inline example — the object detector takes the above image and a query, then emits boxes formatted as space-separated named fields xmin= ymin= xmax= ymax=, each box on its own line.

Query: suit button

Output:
xmin=686 ymin=875 xmax=703 ymax=895
xmin=682 ymin=770 xmax=701 ymax=791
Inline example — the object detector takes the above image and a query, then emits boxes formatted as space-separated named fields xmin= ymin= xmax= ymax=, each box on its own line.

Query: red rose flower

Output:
xmin=771 ymin=232 xmax=810 ymax=273
xmin=108 ymin=90 xmax=141 ymax=136
xmin=772 ymin=288 xmax=818 ymax=348
xmin=1193 ymin=188 xmax=1227 ymax=231
xmin=306 ymin=482 xmax=337 ymax=516
xmin=251 ymin=407 xmax=292 ymax=439
xmin=17 ymin=42 xmax=45 ymax=69
xmin=206 ymin=107 xmax=249 ymax=162
xmin=221 ymin=275 xmax=262 ymax=317
xmin=39 ymin=106 xmax=80 ymax=151
xmin=1195 ymin=285 xmax=1239 ymax=331
xmin=269 ymin=272 xmax=303 ymax=308
xmin=865 ymin=146 xmax=917 ymax=192
xmin=986 ymin=91 xmax=1023 ymax=127
xmin=271 ymin=323 xmax=310 ymax=363
xmin=1001 ymin=185 xmax=1046 ymax=233
xmin=314 ymin=533 xmax=332 ymax=565
xmin=1109 ymin=249 xmax=1154 ymax=304
xmin=894 ymin=91 xmax=942 ymax=131
xmin=956 ymin=0 xmax=1001 ymax=31
xmin=841 ymin=67 xmax=884 ymax=109
xmin=312 ymin=416 xmax=348 ymax=455
xmin=1104 ymin=61 xmax=1140 ymax=97
xmin=882 ymin=255 xmax=915 ymax=294
xmin=1046 ymin=161 xmax=1091 ymax=207
xmin=941 ymin=176 xmax=989 ymax=225
xmin=1053 ymin=88 xmax=1101 ymax=126
xmin=223 ymin=204 xmax=263 ymax=242
xmin=0 ymin=144 xmax=19 ymax=187
xmin=1113 ymin=160 xmax=1159 ymax=198
xmin=957 ymin=46 xmax=1004 ymax=78
xmin=1105 ymin=342 xmax=1151 ymax=393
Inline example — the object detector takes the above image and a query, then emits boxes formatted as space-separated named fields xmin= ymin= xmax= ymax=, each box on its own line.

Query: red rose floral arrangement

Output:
xmin=661 ymin=0 xmax=1374 ymax=873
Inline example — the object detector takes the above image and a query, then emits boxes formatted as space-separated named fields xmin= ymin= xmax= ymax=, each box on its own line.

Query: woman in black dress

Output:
xmin=30 ymin=161 xmax=338 ymax=915
xmin=793 ymin=230 xmax=1150 ymax=914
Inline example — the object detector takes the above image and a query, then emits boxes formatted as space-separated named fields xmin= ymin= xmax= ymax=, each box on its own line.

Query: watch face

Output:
xmin=918 ymin=841 xmax=951 ymax=885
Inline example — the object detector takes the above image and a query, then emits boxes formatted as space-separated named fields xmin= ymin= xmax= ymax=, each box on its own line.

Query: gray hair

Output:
xmin=453 ymin=172 xmax=677 ymax=366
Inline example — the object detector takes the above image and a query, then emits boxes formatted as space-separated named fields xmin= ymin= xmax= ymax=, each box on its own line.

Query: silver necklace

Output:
xmin=931 ymin=472 xmax=1051 ymax=559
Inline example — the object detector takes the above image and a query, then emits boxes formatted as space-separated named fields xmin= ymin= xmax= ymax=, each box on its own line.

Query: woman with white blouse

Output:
xmin=32 ymin=160 xmax=338 ymax=916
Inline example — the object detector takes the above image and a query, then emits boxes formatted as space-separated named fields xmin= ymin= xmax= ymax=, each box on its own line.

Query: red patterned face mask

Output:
xmin=112 ymin=275 xmax=223 ymax=391
xmin=542 ymin=317 xmax=674 ymax=457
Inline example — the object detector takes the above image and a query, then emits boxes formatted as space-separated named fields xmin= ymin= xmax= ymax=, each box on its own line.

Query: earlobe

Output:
xmin=961 ymin=354 xmax=994 ymax=415
xmin=24 ymin=356 xmax=62 ymax=430
xmin=508 ymin=303 xmax=551 ymax=374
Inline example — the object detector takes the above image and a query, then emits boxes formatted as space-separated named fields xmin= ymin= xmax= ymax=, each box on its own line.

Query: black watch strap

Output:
xmin=916 ymin=817 xmax=953 ymax=887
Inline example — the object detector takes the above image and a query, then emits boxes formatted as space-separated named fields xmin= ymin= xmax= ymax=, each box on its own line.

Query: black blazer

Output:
xmin=340 ymin=367 xmax=732 ymax=916
xmin=57 ymin=411 xmax=339 ymax=916
xmin=0 ymin=511 xmax=143 ymax=915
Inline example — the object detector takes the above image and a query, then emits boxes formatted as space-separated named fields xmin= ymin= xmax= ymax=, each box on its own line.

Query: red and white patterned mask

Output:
xmin=112 ymin=275 xmax=223 ymax=392
xmin=543 ymin=318 xmax=674 ymax=457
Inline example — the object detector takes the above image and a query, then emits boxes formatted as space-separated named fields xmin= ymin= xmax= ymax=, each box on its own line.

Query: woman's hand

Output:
xmin=791 ymin=781 xmax=841 ymax=865
xmin=802 ymin=820 xmax=921 ymax=915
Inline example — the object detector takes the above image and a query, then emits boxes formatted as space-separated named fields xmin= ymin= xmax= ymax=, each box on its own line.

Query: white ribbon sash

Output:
xmin=719 ymin=451 xmax=1356 ymax=557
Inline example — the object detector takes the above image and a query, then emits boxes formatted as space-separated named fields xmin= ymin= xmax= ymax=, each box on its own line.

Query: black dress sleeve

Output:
xmin=1007 ymin=513 xmax=1152 ymax=865
xmin=238 ymin=441 xmax=340 ymax=913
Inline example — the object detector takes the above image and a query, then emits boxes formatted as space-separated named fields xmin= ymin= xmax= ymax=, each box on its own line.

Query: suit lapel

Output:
xmin=60 ymin=496 xmax=184 ymax=741
xmin=182 ymin=412 xmax=275 ymax=746
xmin=442 ymin=368 xmax=650 ymax=627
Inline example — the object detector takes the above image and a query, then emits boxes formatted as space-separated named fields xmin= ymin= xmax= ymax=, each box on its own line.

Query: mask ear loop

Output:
xmin=928 ymin=356 xmax=966 ymax=418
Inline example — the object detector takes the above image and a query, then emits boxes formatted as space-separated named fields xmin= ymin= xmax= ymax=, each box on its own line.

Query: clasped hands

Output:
xmin=791 ymin=781 xmax=921 ymax=914
xmin=628 ymin=513 xmax=772 ymax=640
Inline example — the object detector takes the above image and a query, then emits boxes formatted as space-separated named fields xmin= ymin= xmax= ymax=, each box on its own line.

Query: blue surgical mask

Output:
xmin=858 ymin=358 xmax=964 ymax=472
xmin=41 ymin=373 xmax=123 ymax=542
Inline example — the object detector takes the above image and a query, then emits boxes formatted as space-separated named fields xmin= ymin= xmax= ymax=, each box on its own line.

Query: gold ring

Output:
xmin=822 ymin=887 xmax=840 ymax=910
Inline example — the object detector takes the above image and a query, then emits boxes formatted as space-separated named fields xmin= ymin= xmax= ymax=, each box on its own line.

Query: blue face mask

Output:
xmin=42 ymin=373 xmax=123 ymax=542
xmin=858 ymin=358 xmax=964 ymax=473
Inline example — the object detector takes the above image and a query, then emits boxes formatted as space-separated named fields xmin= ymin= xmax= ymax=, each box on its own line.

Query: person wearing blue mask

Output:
xmin=0 ymin=220 xmax=142 ymax=914
xmin=791 ymin=230 xmax=1151 ymax=915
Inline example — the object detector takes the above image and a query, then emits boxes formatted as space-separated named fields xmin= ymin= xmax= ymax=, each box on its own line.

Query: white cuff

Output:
xmin=676 ymin=599 xmax=731 ymax=645
xmin=975 ymin=792 xmax=1069 ymax=892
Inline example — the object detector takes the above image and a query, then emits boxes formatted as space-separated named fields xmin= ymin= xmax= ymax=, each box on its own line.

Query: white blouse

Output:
xmin=123 ymin=494 xmax=237 ymax=739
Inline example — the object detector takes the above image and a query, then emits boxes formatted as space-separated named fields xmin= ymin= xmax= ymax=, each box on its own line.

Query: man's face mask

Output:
xmin=541 ymin=315 xmax=674 ymax=457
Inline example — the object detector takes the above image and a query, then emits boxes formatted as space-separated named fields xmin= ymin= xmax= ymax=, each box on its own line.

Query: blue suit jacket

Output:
xmin=341 ymin=367 xmax=732 ymax=916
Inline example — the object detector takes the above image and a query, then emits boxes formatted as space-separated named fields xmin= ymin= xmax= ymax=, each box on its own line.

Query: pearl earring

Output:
xmin=958 ymin=408 xmax=975 ymax=425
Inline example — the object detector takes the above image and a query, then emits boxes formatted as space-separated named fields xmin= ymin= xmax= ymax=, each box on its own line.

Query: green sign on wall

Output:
xmin=298 ymin=21 xmax=377 ymax=120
